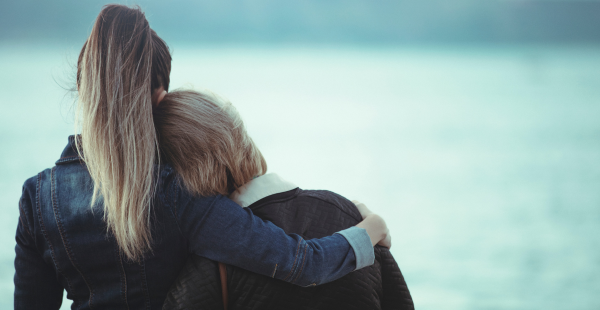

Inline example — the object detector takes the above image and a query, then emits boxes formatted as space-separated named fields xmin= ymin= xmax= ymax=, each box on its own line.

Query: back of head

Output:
xmin=76 ymin=4 xmax=171 ymax=260
xmin=154 ymin=90 xmax=267 ymax=196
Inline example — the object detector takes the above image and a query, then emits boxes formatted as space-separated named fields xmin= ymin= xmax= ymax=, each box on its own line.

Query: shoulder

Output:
xmin=18 ymin=175 xmax=38 ymax=225
xmin=295 ymin=189 xmax=362 ymax=222
xmin=18 ymin=169 xmax=52 ymax=237
xmin=19 ymin=169 xmax=52 ymax=210
xmin=249 ymin=188 xmax=362 ymax=238
xmin=22 ymin=173 xmax=38 ymax=195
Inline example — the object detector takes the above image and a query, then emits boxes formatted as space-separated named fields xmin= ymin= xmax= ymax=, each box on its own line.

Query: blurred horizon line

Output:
xmin=2 ymin=0 xmax=600 ymax=45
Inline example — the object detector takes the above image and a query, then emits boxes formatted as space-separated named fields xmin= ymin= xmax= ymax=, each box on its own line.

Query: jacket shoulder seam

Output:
xmin=18 ymin=200 xmax=33 ymax=238
xmin=296 ymin=190 xmax=362 ymax=222
xmin=34 ymin=170 xmax=75 ymax=293
xmin=18 ymin=178 xmax=36 ymax=238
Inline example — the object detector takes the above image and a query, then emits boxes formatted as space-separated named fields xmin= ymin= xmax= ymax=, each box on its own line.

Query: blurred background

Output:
xmin=1 ymin=0 xmax=599 ymax=309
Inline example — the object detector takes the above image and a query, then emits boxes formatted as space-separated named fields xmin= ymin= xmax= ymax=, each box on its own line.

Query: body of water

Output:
xmin=1 ymin=43 xmax=599 ymax=309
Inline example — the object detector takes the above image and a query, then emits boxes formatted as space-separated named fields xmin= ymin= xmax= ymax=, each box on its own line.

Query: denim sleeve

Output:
xmin=14 ymin=179 xmax=64 ymax=309
xmin=169 ymin=180 xmax=374 ymax=286
xmin=335 ymin=226 xmax=375 ymax=270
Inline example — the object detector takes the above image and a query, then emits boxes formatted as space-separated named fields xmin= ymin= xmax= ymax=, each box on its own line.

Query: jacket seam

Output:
xmin=139 ymin=258 xmax=151 ymax=310
xmin=291 ymin=243 xmax=308 ymax=284
xmin=51 ymin=167 xmax=96 ymax=309
xmin=35 ymin=171 xmax=74 ymax=294
xmin=55 ymin=156 xmax=80 ymax=165
xmin=282 ymin=239 xmax=302 ymax=281
xmin=18 ymin=200 xmax=32 ymax=238
xmin=248 ymin=188 xmax=300 ymax=210
xmin=271 ymin=264 xmax=278 ymax=278
xmin=252 ymin=190 xmax=361 ymax=223
xmin=302 ymin=193 xmax=362 ymax=222
xmin=114 ymin=242 xmax=129 ymax=309
xmin=58 ymin=156 xmax=78 ymax=160
xmin=173 ymin=177 xmax=179 ymax=215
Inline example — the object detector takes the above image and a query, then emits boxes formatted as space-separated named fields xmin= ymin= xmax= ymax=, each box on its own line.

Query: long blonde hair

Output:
xmin=75 ymin=5 xmax=171 ymax=261
xmin=154 ymin=90 xmax=267 ymax=196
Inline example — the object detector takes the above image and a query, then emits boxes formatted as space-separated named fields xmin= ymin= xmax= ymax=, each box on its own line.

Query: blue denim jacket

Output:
xmin=14 ymin=136 xmax=373 ymax=309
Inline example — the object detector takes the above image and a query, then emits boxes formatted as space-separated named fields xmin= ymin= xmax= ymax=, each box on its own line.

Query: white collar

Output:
xmin=229 ymin=173 xmax=297 ymax=208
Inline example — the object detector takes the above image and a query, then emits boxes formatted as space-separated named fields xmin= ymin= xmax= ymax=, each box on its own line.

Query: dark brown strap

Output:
xmin=218 ymin=262 xmax=228 ymax=310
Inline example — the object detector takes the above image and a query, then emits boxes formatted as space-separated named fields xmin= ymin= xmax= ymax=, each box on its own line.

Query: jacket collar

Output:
xmin=56 ymin=135 xmax=82 ymax=165
xmin=229 ymin=174 xmax=298 ymax=208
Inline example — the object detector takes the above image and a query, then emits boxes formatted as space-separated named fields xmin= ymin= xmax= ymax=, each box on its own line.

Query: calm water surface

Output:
xmin=1 ymin=44 xmax=599 ymax=309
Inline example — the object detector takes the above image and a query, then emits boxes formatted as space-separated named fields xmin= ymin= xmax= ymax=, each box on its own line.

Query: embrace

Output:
xmin=13 ymin=5 xmax=414 ymax=310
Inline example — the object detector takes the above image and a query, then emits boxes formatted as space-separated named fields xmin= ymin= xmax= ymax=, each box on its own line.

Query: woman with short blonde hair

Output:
xmin=155 ymin=90 xmax=408 ymax=310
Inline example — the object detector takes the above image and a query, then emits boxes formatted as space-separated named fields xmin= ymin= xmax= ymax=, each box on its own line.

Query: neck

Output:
xmin=229 ymin=174 xmax=297 ymax=208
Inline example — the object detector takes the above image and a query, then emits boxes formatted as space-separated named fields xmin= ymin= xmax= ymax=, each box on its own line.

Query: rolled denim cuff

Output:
xmin=335 ymin=226 xmax=375 ymax=270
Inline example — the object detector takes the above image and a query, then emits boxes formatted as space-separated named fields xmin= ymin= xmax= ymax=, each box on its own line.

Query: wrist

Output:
xmin=356 ymin=214 xmax=387 ymax=246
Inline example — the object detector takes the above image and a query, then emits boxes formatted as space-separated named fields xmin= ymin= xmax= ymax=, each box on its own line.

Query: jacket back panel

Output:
xmin=163 ymin=188 xmax=414 ymax=310
xmin=16 ymin=157 xmax=188 ymax=309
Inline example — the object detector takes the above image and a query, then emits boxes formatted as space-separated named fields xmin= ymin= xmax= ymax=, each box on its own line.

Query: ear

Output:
xmin=152 ymin=86 xmax=167 ymax=107
xmin=156 ymin=90 xmax=167 ymax=106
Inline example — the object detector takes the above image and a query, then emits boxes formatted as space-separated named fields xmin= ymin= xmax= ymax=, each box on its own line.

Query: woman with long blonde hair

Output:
xmin=13 ymin=5 xmax=390 ymax=309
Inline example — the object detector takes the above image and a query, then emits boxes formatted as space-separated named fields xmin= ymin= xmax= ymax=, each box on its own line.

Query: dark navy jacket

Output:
xmin=13 ymin=136 xmax=363 ymax=309
xmin=164 ymin=188 xmax=414 ymax=310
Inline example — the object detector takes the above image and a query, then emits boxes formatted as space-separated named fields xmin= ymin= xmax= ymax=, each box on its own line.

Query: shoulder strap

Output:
xmin=218 ymin=262 xmax=228 ymax=310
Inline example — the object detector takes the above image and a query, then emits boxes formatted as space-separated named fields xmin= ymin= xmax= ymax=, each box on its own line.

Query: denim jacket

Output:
xmin=14 ymin=136 xmax=373 ymax=309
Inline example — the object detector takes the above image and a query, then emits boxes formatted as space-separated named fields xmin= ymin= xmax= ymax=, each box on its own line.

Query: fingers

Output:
xmin=378 ymin=233 xmax=392 ymax=249
xmin=352 ymin=200 xmax=373 ymax=220
xmin=353 ymin=200 xmax=391 ymax=248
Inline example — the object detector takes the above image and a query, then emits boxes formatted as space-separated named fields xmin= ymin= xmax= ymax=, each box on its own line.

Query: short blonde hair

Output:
xmin=154 ymin=90 xmax=267 ymax=196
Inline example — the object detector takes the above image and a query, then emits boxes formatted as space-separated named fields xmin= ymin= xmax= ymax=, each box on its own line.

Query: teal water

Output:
xmin=1 ymin=44 xmax=599 ymax=309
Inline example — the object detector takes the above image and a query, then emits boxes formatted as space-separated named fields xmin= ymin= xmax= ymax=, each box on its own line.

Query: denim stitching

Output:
xmin=51 ymin=167 xmax=95 ymax=309
xmin=114 ymin=242 xmax=129 ymax=309
xmin=139 ymin=258 xmax=151 ymax=310
xmin=58 ymin=156 xmax=78 ymax=160
xmin=35 ymin=172 xmax=74 ymax=294
xmin=171 ymin=178 xmax=177 ymax=214
xmin=55 ymin=156 xmax=79 ymax=165
xmin=271 ymin=264 xmax=278 ymax=278
xmin=18 ymin=200 xmax=32 ymax=238
xmin=174 ymin=177 xmax=179 ymax=215
xmin=283 ymin=240 xmax=302 ymax=281
xmin=291 ymin=244 xmax=309 ymax=284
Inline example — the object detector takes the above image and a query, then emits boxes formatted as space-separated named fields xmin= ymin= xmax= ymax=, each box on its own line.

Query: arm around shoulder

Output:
xmin=169 ymin=178 xmax=374 ymax=286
